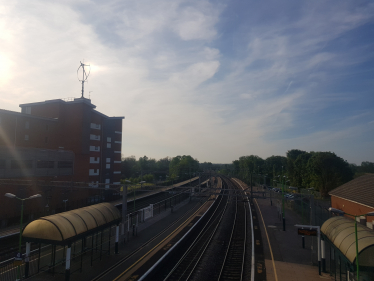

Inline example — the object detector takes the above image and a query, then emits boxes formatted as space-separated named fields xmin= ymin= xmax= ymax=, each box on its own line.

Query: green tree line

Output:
xmin=121 ymin=155 xmax=201 ymax=184
xmin=225 ymin=150 xmax=373 ymax=196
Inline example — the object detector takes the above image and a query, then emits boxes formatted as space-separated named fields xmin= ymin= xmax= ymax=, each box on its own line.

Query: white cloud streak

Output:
xmin=0 ymin=0 xmax=373 ymax=164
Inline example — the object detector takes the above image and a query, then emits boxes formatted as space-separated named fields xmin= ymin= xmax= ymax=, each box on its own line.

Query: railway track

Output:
xmin=218 ymin=191 xmax=247 ymax=281
xmin=138 ymin=176 xmax=252 ymax=281
xmin=163 ymin=188 xmax=228 ymax=280
xmin=90 ymin=200 xmax=207 ymax=281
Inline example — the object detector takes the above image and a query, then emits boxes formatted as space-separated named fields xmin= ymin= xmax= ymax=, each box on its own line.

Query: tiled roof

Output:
xmin=329 ymin=174 xmax=374 ymax=208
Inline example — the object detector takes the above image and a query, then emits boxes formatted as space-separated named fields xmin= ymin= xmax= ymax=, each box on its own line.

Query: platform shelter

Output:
xmin=321 ymin=216 xmax=374 ymax=281
xmin=22 ymin=202 xmax=121 ymax=280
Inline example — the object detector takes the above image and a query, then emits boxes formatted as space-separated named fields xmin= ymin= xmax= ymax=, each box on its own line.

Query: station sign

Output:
xmin=298 ymin=228 xmax=317 ymax=236
xmin=13 ymin=252 xmax=23 ymax=266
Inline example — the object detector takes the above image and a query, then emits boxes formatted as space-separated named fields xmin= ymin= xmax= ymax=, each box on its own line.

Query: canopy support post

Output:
xmin=65 ymin=245 xmax=71 ymax=281
xmin=115 ymin=225 xmax=119 ymax=254
xmin=321 ymin=238 xmax=326 ymax=272
xmin=24 ymin=242 xmax=31 ymax=278
xmin=37 ymin=243 xmax=41 ymax=273
xmin=100 ymin=230 xmax=103 ymax=260
xmin=90 ymin=234 xmax=94 ymax=266
xmin=108 ymin=226 xmax=111 ymax=255
xmin=80 ymin=238 xmax=84 ymax=272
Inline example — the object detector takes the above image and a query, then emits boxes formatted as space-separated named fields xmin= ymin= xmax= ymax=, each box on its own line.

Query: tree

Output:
xmin=293 ymin=152 xmax=312 ymax=190
xmin=286 ymin=149 xmax=307 ymax=185
xmin=169 ymin=155 xmax=199 ymax=180
xmin=360 ymin=161 xmax=374 ymax=173
xmin=263 ymin=155 xmax=288 ymax=184
xmin=307 ymin=152 xmax=354 ymax=196
xmin=121 ymin=156 xmax=138 ymax=179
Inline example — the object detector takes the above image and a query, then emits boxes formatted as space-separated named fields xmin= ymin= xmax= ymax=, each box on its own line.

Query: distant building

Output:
xmin=329 ymin=174 xmax=374 ymax=226
xmin=0 ymin=97 xmax=124 ymax=186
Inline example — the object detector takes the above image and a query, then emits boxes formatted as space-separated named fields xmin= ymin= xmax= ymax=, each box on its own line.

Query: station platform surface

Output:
xmin=253 ymin=188 xmax=331 ymax=281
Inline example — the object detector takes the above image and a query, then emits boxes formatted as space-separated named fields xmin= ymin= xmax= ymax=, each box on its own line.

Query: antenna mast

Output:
xmin=77 ymin=61 xmax=91 ymax=98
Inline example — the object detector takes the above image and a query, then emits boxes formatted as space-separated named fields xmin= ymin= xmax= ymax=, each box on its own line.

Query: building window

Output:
xmin=90 ymin=134 xmax=100 ymax=140
xmin=107 ymin=137 xmax=111 ymax=142
xmin=107 ymin=143 xmax=111 ymax=148
xmin=22 ymin=107 xmax=31 ymax=114
xmin=10 ymin=160 xmax=32 ymax=169
xmin=89 ymin=181 xmax=99 ymax=188
xmin=45 ymin=137 xmax=48 ymax=144
xmin=58 ymin=161 xmax=73 ymax=168
xmin=89 ymin=157 xmax=100 ymax=163
xmin=106 ymin=164 xmax=110 ymax=169
xmin=36 ymin=160 xmax=54 ymax=169
xmin=24 ymin=135 xmax=29 ymax=141
xmin=89 ymin=146 xmax=100 ymax=152
xmin=106 ymin=158 xmax=110 ymax=163
xmin=90 ymin=123 xmax=101 ymax=130
xmin=24 ymin=160 xmax=33 ymax=168
xmin=89 ymin=169 xmax=99 ymax=176
xmin=25 ymin=121 xmax=29 ymax=129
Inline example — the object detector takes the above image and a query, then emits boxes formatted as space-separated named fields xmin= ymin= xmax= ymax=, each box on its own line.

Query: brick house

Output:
xmin=329 ymin=174 xmax=374 ymax=225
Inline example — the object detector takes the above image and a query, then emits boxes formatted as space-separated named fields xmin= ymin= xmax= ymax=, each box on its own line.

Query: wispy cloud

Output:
xmin=0 ymin=0 xmax=373 ymax=164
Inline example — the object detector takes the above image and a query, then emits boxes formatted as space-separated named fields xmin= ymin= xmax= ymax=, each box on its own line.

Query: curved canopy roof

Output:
xmin=22 ymin=203 xmax=121 ymax=245
xmin=321 ymin=216 xmax=374 ymax=266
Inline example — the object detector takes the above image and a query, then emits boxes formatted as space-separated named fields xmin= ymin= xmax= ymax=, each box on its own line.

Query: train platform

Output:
xmin=0 ymin=177 xmax=203 ymax=241
xmin=25 ymin=197 xmax=205 ymax=281
xmin=253 ymin=191 xmax=330 ymax=281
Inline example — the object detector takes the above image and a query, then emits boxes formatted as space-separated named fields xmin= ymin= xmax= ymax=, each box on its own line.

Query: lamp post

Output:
xmin=328 ymin=207 xmax=374 ymax=281
xmin=123 ymin=180 xmax=131 ymax=217
xmin=5 ymin=193 xmax=42 ymax=281
xmin=121 ymin=180 xmax=131 ymax=243
xmin=274 ymin=171 xmax=289 ymax=231
xmin=134 ymin=181 xmax=145 ymax=212
xmin=63 ymin=199 xmax=68 ymax=212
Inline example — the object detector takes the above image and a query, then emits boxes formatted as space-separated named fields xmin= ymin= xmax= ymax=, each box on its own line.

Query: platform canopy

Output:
xmin=321 ymin=216 xmax=374 ymax=266
xmin=22 ymin=202 xmax=121 ymax=245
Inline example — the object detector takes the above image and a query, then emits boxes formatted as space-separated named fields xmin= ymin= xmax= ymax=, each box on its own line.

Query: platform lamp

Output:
xmin=134 ymin=181 xmax=146 ymax=211
xmin=328 ymin=207 xmax=374 ymax=281
xmin=4 ymin=193 xmax=41 ymax=281
xmin=123 ymin=180 xmax=131 ymax=217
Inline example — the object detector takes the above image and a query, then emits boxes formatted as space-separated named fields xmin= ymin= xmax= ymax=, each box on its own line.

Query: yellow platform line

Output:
xmin=254 ymin=198 xmax=278 ymax=281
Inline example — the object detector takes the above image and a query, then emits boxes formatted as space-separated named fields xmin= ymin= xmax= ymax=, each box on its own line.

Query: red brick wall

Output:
xmin=0 ymin=111 xmax=57 ymax=149
xmin=331 ymin=196 xmax=374 ymax=223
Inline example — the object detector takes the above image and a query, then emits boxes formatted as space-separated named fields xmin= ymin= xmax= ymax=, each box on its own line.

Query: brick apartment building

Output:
xmin=0 ymin=97 xmax=124 ymax=186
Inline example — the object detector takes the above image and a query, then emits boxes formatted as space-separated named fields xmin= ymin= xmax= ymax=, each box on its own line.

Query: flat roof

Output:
xmin=20 ymin=97 xmax=96 ymax=109
xmin=0 ymin=109 xmax=58 ymax=122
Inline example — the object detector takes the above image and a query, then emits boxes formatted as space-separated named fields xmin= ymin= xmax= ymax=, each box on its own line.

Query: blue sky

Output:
xmin=0 ymin=0 xmax=373 ymax=164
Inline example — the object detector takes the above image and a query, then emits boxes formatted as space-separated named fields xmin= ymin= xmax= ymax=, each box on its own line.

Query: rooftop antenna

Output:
xmin=89 ymin=91 xmax=93 ymax=99
xmin=77 ymin=61 xmax=91 ymax=98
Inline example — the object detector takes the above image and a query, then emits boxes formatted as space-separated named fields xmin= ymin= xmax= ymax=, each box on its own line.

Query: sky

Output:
xmin=1 ymin=0 xmax=374 ymax=165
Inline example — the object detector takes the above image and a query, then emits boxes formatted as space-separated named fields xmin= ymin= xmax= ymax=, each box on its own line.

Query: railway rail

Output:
xmin=139 ymin=176 xmax=253 ymax=281
xmin=162 ymin=185 xmax=228 ymax=280
xmin=218 ymin=189 xmax=247 ymax=281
